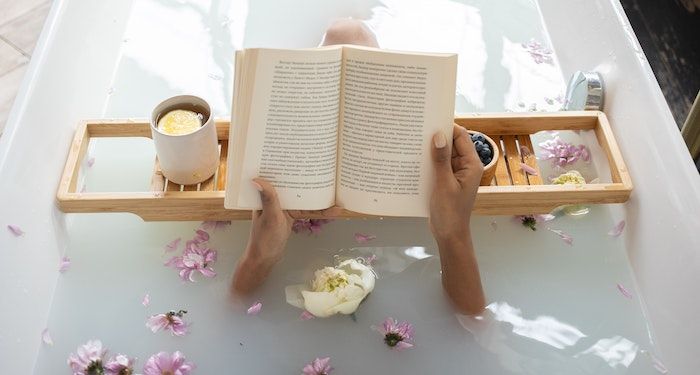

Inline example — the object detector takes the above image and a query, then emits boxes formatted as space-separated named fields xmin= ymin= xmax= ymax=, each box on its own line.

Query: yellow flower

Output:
xmin=552 ymin=170 xmax=586 ymax=185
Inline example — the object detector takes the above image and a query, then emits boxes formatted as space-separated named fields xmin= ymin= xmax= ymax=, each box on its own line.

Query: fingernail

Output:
xmin=434 ymin=133 xmax=447 ymax=148
xmin=251 ymin=180 xmax=263 ymax=191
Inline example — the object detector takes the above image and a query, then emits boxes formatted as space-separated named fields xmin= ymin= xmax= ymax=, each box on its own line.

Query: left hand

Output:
xmin=232 ymin=178 xmax=341 ymax=295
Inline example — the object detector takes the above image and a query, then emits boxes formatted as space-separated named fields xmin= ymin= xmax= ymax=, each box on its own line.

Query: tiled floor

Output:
xmin=0 ymin=0 xmax=52 ymax=137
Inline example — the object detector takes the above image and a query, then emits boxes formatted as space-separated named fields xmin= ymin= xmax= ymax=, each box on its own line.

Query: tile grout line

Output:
xmin=0 ymin=35 xmax=30 ymax=58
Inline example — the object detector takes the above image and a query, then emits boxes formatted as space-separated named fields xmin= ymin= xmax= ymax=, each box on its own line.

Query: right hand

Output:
xmin=428 ymin=125 xmax=484 ymax=243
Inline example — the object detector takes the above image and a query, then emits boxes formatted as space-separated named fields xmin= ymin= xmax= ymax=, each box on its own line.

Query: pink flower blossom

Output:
xmin=373 ymin=317 xmax=415 ymax=350
xmin=143 ymin=351 xmax=195 ymax=375
xmin=7 ymin=224 xmax=23 ymax=236
xmin=521 ymin=39 xmax=554 ymax=64
xmin=292 ymin=219 xmax=333 ymax=235
xmin=41 ymin=328 xmax=53 ymax=346
xmin=300 ymin=311 xmax=315 ymax=320
xmin=608 ymin=220 xmax=626 ymax=237
xmin=199 ymin=221 xmax=231 ymax=231
xmin=354 ymin=232 xmax=377 ymax=244
xmin=302 ymin=357 xmax=334 ymax=375
xmin=59 ymin=257 xmax=71 ymax=273
xmin=142 ymin=293 xmax=150 ymax=307
xmin=104 ymin=354 xmax=135 ymax=375
xmin=164 ymin=238 xmax=181 ymax=253
xmin=246 ymin=301 xmax=262 ymax=315
xmin=67 ymin=340 xmax=107 ymax=375
xmin=617 ymin=283 xmax=633 ymax=299
xmin=146 ymin=310 xmax=189 ymax=336
xmin=165 ymin=241 xmax=217 ymax=282
xmin=547 ymin=227 xmax=574 ymax=245
xmin=539 ymin=137 xmax=591 ymax=168
xmin=87 ymin=157 xmax=95 ymax=168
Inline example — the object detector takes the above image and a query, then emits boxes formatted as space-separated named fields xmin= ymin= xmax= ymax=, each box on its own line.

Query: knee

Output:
xmin=322 ymin=19 xmax=378 ymax=48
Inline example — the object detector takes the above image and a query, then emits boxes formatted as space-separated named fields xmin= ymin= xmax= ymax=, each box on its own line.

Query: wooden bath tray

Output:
xmin=56 ymin=111 xmax=632 ymax=220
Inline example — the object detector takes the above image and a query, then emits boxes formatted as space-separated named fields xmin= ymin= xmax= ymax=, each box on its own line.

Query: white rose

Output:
xmin=285 ymin=259 xmax=375 ymax=318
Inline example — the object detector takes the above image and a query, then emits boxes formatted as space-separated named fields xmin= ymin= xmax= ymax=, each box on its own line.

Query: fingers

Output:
xmin=252 ymin=178 xmax=282 ymax=213
xmin=431 ymin=131 xmax=453 ymax=182
xmin=451 ymin=126 xmax=484 ymax=188
xmin=453 ymin=125 xmax=479 ymax=163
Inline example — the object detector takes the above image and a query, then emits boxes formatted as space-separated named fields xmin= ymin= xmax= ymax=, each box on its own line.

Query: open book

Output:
xmin=224 ymin=45 xmax=457 ymax=217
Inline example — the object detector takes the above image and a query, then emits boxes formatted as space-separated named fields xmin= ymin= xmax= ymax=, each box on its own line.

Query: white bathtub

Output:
xmin=1 ymin=0 xmax=698 ymax=373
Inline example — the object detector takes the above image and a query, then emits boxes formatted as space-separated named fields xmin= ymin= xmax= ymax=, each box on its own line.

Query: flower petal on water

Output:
xmin=41 ymin=328 xmax=53 ymax=346
xmin=7 ymin=224 xmax=23 ymax=236
xmin=164 ymin=238 xmax=181 ymax=253
xmin=247 ymin=301 xmax=262 ymax=315
xmin=519 ymin=163 xmax=538 ymax=175
xmin=608 ymin=220 xmax=626 ymax=237
xmin=300 ymin=311 xmax=315 ymax=320
xmin=547 ymin=227 xmax=573 ymax=245
xmin=617 ymin=283 xmax=633 ymax=299
xmin=87 ymin=157 xmax=95 ymax=167
xmin=59 ymin=257 xmax=71 ymax=273
xmin=142 ymin=293 xmax=150 ymax=307
xmin=354 ymin=232 xmax=377 ymax=244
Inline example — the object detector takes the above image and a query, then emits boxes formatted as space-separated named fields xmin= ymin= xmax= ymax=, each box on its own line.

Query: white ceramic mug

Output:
xmin=151 ymin=95 xmax=219 ymax=185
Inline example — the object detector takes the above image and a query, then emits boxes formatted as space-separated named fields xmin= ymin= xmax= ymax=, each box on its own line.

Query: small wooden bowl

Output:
xmin=466 ymin=130 xmax=499 ymax=186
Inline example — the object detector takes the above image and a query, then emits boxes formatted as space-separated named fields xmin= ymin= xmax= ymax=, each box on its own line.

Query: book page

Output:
xmin=225 ymin=47 xmax=343 ymax=210
xmin=336 ymin=46 xmax=457 ymax=217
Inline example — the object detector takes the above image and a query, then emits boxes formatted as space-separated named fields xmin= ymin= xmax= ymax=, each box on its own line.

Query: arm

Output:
xmin=231 ymin=178 xmax=342 ymax=296
xmin=429 ymin=125 xmax=486 ymax=315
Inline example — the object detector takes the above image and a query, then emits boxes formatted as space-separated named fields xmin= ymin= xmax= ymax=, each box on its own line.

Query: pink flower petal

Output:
xmin=41 ymin=328 xmax=53 ymax=346
xmin=395 ymin=341 xmax=414 ymax=351
xmin=519 ymin=145 xmax=531 ymax=156
xmin=519 ymin=162 xmax=538 ymax=176
xmin=247 ymin=301 xmax=262 ymax=315
xmin=142 ymin=293 xmax=150 ymax=307
xmin=547 ymin=227 xmax=573 ymax=245
xmin=490 ymin=220 xmax=498 ymax=231
xmin=87 ymin=157 xmax=95 ymax=167
xmin=164 ymin=238 xmax=181 ymax=253
xmin=362 ymin=254 xmax=378 ymax=266
xmin=59 ymin=257 xmax=71 ymax=273
xmin=300 ymin=311 xmax=315 ymax=320
xmin=354 ymin=232 xmax=377 ymax=244
xmin=617 ymin=283 xmax=633 ymax=299
xmin=649 ymin=353 xmax=668 ymax=374
xmin=608 ymin=220 xmax=626 ymax=237
xmin=7 ymin=224 xmax=24 ymax=236
xmin=194 ymin=229 xmax=210 ymax=243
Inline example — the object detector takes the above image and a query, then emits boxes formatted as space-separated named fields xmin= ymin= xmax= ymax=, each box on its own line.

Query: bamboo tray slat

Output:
xmin=56 ymin=111 xmax=632 ymax=220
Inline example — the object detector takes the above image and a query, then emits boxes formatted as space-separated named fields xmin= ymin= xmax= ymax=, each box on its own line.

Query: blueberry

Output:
xmin=479 ymin=148 xmax=490 ymax=158
xmin=471 ymin=134 xmax=479 ymax=142
xmin=474 ymin=141 xmax=484 ymax=151
xmin=484 ymin=156 xmax=492 ymax=165
xmin=475 ymin=134 xmax=486 ymax=143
